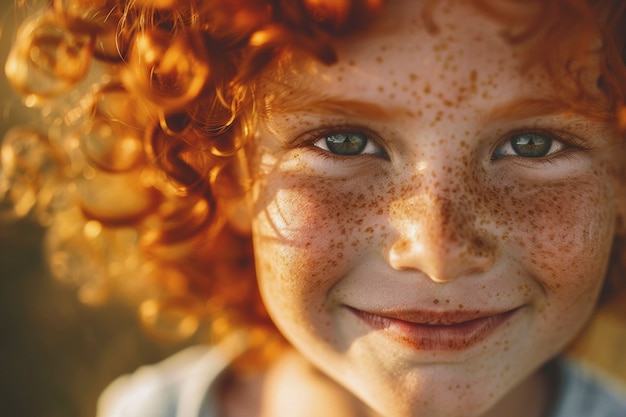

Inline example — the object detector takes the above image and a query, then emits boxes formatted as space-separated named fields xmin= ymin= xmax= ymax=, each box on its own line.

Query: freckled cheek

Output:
xmin=250 ymin=176 xmax=385 ymax=309
xmin=497 ymin=182 xmax=614 ymax=296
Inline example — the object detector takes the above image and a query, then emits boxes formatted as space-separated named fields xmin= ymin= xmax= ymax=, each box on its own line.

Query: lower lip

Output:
xmin=349 ymin=307 xmax=519 ymax=351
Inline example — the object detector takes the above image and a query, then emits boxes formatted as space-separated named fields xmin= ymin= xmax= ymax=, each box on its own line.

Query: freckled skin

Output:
xmin=246 ymin=1 xmax=625 ymax=417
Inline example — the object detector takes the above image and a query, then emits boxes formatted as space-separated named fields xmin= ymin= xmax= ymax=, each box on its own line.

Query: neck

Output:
xmin=221 ymin=350 xmax=557 ymax=417
xmin=220 ymin=349 xmax=380 ymax=417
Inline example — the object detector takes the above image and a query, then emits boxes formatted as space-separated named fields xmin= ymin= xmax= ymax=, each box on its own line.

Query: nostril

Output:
xmin=471 ymin=236 xmax=494 ymax=258
xmin=473 ymin=237 xmax=486 ymax=249
xmin=467 ymin=235 xmax=496 ymax=265
xmin=386 ymin=227 xmax=496 ymax=281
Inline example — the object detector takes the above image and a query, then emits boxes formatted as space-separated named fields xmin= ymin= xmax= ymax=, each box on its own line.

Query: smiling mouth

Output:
xmin=348 ymin=306 xmax=520 ymax=351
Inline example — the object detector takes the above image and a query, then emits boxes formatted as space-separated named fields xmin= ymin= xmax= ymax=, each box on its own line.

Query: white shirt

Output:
xmin=98 ymin=346 xmax=626 ymax=417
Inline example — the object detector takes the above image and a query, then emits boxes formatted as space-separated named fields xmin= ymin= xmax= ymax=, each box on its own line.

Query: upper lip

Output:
xmin=348 ymin=306 xmax=519 ymax=326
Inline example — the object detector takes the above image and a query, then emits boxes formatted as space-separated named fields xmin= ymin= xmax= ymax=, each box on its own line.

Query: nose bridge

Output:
xmin=434 ymin=195 xmax=484 ymax=250
xmin=387 ymin=169 xmax=496 ymax=282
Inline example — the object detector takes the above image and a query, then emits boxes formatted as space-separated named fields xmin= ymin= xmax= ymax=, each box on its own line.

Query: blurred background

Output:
xmin=1 ymin=3 xmax=625 ymax=417
xmin=0 ymin=5 xmax=190 ymax=417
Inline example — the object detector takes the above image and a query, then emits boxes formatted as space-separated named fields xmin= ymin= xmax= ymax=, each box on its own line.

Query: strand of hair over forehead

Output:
xmin=0 ymin=0 xmax=383 ymax=343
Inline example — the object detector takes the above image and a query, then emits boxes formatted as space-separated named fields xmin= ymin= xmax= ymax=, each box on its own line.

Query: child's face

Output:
xmin=246 ymin=0 xmax=625 ymax=416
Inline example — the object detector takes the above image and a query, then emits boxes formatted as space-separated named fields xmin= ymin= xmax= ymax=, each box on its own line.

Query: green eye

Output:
xmin=313 ymin=132 xmax=384 ymax=156
xmin=492 ymin=132 xmax=565 ymax=160
xmin=510 ymin=133 xmax=552 ymax=158
xmin=326 ymin=133 xmax=368 ymax=155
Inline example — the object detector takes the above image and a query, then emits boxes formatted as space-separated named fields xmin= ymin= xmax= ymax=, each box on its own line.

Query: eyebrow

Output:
xmin=262 ymin=94 xmax=398 ymax=121
xmin=259 ymin=77 xmax=603 ymax=126
xmin=485 ymin=97 xmax=592 ymax=123
xmin=264 ymin=95 xmax=583 ymax=125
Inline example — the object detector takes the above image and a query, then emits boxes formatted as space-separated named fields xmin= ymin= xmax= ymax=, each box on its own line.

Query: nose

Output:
xmin=387 ymin=192 xmax=496 ymax=283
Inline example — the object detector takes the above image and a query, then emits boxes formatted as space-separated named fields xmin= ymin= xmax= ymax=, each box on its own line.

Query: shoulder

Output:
xmin=550 ymin=357 xmax=626 ymax=417
xmin=96 ymin=344 xmax=231 ymax=417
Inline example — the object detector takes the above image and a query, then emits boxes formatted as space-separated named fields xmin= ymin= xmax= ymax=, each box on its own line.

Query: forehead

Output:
xmin=259 ymin=0 xmax=557 ymax=123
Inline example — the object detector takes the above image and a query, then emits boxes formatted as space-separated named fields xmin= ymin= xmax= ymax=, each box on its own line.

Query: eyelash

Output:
xmin=490 ymin=129 xmax=589 ymax=162
xmin=295 ymin=126 xmax=588 ymax=163
xmin=298 ymin=126 xmax=389 ymax=159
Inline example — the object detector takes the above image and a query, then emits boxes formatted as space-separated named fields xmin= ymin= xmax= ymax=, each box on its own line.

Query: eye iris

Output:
xmin=511 ymin=133 xmax=552 ymax=158
xmin=325 ymin=133 xmax=368 ymax=155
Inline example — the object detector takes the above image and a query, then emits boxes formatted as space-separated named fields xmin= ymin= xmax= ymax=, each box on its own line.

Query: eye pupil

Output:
xmin=511 ymin=133 xmax=552 ymax=158
xmin=326 ymin=133 xmax=368 ymax=155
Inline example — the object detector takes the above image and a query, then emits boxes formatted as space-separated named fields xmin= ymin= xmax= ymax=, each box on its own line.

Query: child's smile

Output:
xmin=246 ymin=0 xmax=625 ymax=416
